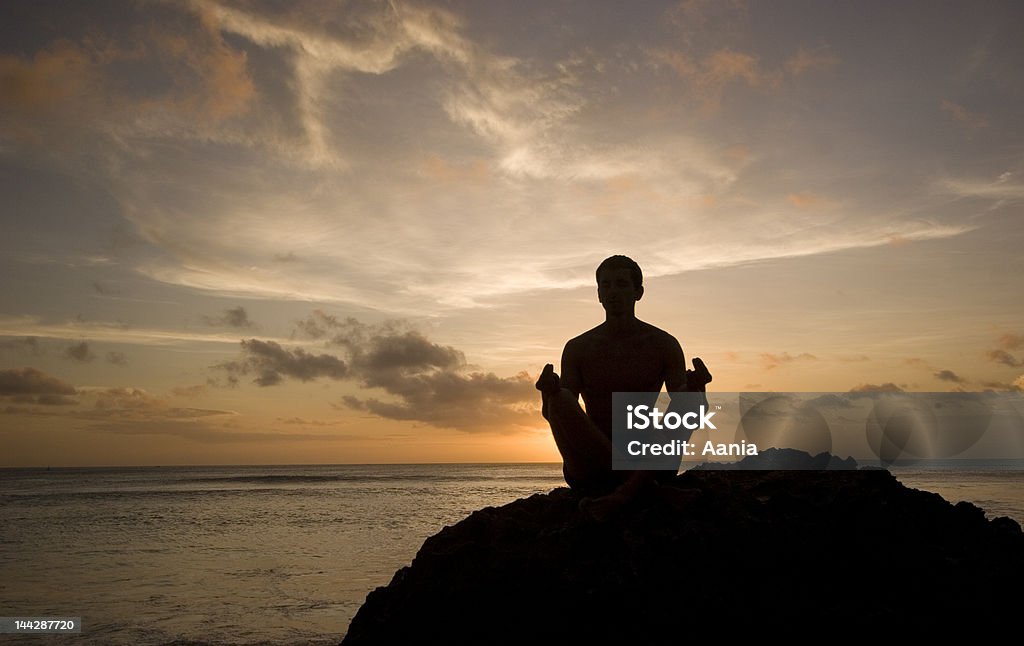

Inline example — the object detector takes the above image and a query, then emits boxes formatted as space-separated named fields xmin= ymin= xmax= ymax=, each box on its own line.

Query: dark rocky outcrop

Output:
xmin=342 ymin=454 xmax=1024 ymax=643
xmin=691 ymin=447 xmax=860 ymax=470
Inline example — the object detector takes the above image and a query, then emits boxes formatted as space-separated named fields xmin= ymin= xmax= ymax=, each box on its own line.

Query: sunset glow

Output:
xmin=2 ymin=1 xmax=1022 ymax=465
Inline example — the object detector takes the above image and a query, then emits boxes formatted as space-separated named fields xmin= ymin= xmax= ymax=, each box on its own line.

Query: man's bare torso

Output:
xmin=561 ymin=319 xmax=686 ymax=438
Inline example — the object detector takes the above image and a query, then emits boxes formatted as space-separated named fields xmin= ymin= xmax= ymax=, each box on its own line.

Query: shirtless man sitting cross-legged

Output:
xmin=536 ymin=255 xmax=711 ymax=519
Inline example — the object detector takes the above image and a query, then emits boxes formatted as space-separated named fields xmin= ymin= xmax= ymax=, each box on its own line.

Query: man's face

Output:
xmin=597 ymin=267 xmax=642 ymax=315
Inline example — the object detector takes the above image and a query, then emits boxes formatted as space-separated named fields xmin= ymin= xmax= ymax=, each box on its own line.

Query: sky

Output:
xmin=1 ymin=0 xmax=1022 ymax=466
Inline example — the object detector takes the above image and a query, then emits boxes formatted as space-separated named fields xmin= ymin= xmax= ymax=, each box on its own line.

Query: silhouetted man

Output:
xmin=536 ymin=255 xmax=710 ymax=519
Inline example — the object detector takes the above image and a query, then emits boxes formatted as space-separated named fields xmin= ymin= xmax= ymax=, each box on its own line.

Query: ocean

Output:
xmin=2 ymin=463 xmax=1022 ymax=644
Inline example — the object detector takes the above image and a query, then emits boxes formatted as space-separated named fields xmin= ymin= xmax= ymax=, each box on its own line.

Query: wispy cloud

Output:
xmin=849 ymin=383 xmax=904 ymax=393
xmin=760 ymin=352 xmax=817 ymax=371
xmin=998 ymin=333 xmax=1023 ymax=350
xmin=0 ymin=4 xmax=254 ymax=148
xmin=987 ymin=350 xmax=1023 ymax=368
xmin=647 ymin=1 xmax=837 ymax=115
xmin=939 ymin=173 xmax=1024 ymax=201
xmin=787 ymin=192 xmax=838 ymax=210
xmin=84 ymin=419 xmax=361 ymax=443
xmin=0 ymin=368 xmax=77 ymax=404
xmin=940 ymin=99 xmax=989 ymax=130
xmin=2 ymin=0 xmax=983 ymax=318
xmin=172 ymin=384 xmax=207 ymax=399
xmin=64 ymin=341 xmax=95 ymax=363
xmin=203 ymin=306 xmax=256 ymax=329
xmin=2 ymin=377 xmax=241 ymax=430
xmin=0 ymin=317 xmax=275 ymax=347
xmin=0 ymin=337 xmax=41 ymax=355
xmin=985 ymin=332 xmax=1024 ymax=367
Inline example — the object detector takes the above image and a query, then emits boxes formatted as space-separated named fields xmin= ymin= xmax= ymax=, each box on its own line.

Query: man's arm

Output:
xmin=664 ymin=335 xmax=708 ymax=443
xmin=663 ymin=334 xmax=687 ymax=393
xmin=560 ymin=340 xmax=584 ymax=398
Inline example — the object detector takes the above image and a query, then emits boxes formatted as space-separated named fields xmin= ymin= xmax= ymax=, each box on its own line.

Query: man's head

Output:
xmin=596 ymin=255 xmax=642 ymax=289
xmin=596 ymin=255 xmax=643 ymax=316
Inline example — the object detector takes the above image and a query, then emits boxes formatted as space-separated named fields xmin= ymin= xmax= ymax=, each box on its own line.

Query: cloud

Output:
xmin=91 ymin=386 xmax=169 ymax=411
xmin=940 ymin=99 xmax=989 ymax=129
xmin=0 ymin=367 xmax=77 ymax=396
xmin=665 ymin=0 xmax=750 ymax=51
xmin=64 ymin=341 xmax=95 ymax=362
xmin=0 ymin=337 xmax=41 ymax=355
xmin=222 ymin=312 xmax=538 ymax=431
xmin=276 ymin=416 xmax=347 ymax=427
xmin=849 ymin=383 xmax=904 ymax=393
xmin=986 ymin=349 xmax=1023 ymax=367
xmin=997 ymin=333 xmax=1023 ymax=350
xmin=0 ymin=5 xmax=254 ymax=147
xmin=647 ymin=47 xmax=768 ymax=114
xmin=3 ymin=383 xmax=234 ymax=426
xmin=939 ymin=173 xmax=1024 ymax=201
xmin=294 ymin=313 xmax=466 ymax=375
xmin=934 ymin=369 xmax=966 ymax=384
xmin=106 ymin=351 xmax=128 ymax=366
xmin=647 ymin=4 xmax=837 ymax=116
xmin=326 ymin=318 xmax=540 ymax=432
xmin=985 ymin=333 xmax=1024 ymax=367
xmin=341 ymin=370 xmax=536 ymax=432
xmin=2 ymin=1 xmax=984 ymax=321
xmin=36 ymin=394 xmax=79 ymax=405
xmin=85 ymin=419 xmax=358 ymax=443
xmin=293 ymin=309 xmax=336 ymax=340
xmin=978 ymin=380 xmax=1023 ymax=392
xmin=0 ymin=316 xmax=268 ymax=348
xmin=192 ymin=0 xmax=564 ymax=169
xmin=66 ymin=386 xmax=236 ymax=423
xmin=0 ymin=367 xmax=78 ymax=405
xmin=0 ymin=39 xmax=100 ymax=129
xmin=214 ymin=339 xmax=348 ymax=386
xmin=760 ymin=352 xmax=817 ymax=370
xmin=204 ymin=306 xmax=255 ymax=329
xmin=335 ymin=325 xmax=465 ymax=382
xmin=172 ymin=384 xmax=208 ymax=398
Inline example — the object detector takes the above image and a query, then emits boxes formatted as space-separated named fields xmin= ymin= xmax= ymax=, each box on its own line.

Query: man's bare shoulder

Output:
xmin=564 ymin=325 xmax=604 ymax=350
xmin=636 ymin=320 xmax=682 ymax=348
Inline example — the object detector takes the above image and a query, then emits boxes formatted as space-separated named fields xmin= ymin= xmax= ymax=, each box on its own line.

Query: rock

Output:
xmin=341 ymin=454 xmax=1024 ymax=643
xmin=691 ymin=447 xmax=859 ymax=470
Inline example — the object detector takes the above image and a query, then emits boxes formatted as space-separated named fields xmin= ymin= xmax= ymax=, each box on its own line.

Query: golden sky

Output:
xmin=1 ymin=0 xmax=1022 ymax=466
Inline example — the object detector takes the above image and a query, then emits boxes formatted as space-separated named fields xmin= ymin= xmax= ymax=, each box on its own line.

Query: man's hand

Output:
xmin=685 ymin=357 xmax=712 ymax=392
xmin=535 ymin=363 xmax=561 ymax=395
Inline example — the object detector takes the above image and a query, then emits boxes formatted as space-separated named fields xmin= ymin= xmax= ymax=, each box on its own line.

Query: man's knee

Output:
xmin=564 ymin=465 xmax=627 ymax=496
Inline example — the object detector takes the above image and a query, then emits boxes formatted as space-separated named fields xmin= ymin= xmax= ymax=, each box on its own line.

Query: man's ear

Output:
xmin=635 ymin=285 xmax=644 ymax=301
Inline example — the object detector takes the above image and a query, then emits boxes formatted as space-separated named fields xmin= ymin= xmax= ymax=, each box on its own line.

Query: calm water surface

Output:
xmin=1 ymin=463 xmax=1019 ymax=644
